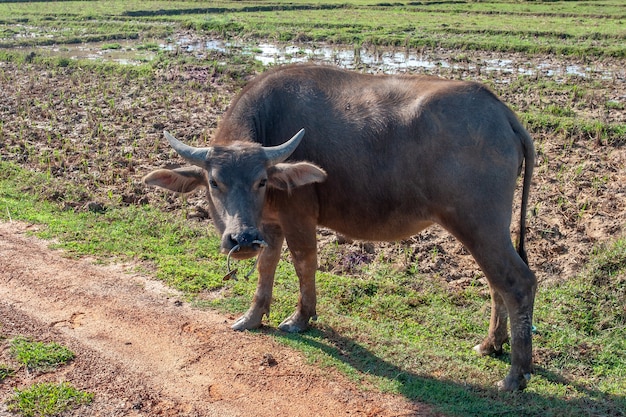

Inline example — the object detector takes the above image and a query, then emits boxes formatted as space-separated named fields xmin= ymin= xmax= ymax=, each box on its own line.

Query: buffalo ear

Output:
xmin=267 ymin=162 xmax=327 ymax=192
xmin=143 ymin=167 xmax=208 ymax=193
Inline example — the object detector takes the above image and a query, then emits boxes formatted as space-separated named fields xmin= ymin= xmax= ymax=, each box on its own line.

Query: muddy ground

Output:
xmin=0 ymin=45 xmax=625 ymax=415
xmin=1 ymin=47 xmax=624 ymax=287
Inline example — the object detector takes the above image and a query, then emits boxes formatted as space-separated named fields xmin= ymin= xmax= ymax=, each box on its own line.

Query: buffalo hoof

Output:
xmin=496 ymin=373 xmax=531 ymax=392
xmin=278 ymin=312 xmax=311 ymax=333
xmin=473 ymin=343 xmax=503 ymax=356
xmin=473 ymin=343 xmax=488 ymax=356
xmin=231 ymin=311 xmax=264 ymax=331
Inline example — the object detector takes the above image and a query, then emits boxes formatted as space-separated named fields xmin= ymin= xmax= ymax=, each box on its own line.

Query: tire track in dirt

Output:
xmin=0 ymin=222 xmax=435 ymax=416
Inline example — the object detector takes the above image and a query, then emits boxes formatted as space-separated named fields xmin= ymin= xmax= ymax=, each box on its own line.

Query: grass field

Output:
xmin=1 ymin=0 xmax=625 ymax=56
xmin=1 ymin=1 xmax=625 ymax=416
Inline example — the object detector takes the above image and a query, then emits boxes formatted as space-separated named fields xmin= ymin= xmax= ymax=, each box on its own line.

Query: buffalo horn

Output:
xmin=263 ymin=128 xmax=305 ymax=165
xmin=164 ymin=131 xmax=211 ymax=167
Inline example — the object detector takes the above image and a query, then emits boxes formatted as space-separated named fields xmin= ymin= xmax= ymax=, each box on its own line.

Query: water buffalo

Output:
xmin=144 ymin=64 xmax=536 ymax=391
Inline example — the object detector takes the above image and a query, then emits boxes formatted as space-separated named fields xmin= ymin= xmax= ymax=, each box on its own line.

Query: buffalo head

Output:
xmin=143 ymin=129 xmax=327 ymax=259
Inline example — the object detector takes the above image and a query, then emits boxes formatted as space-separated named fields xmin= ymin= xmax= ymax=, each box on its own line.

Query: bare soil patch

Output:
xmin=0 ymin=221 xmax=435 ymax=416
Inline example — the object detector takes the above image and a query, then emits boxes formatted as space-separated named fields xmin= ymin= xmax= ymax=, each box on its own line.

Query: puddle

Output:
xmin=16 ymin=35 xmax=620 ymax=82
xmin=157 ymin=36 xmax=622 ymax=81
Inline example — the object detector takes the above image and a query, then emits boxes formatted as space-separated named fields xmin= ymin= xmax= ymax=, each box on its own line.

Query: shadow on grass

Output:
xmin=265 ymin=325 xmax=625 ymax=417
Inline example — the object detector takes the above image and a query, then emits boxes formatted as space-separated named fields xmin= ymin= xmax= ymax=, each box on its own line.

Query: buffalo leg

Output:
xmin=497 ymin=275 xmax=536 ymax=392
xmin=232 ymin=224 xmax=284 ymax=331
xmin=445 ymin=214 xmax=537 ymax=391
xmin=474 ymin=286 xmax=509 ymax=356
xmin=278 ymin=224 xmax=318 ymax=333
xmin=472 ymin=239 xmax=537 ymax=391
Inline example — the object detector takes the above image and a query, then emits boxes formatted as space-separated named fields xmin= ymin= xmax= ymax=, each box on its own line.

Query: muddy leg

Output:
xmin=474 ymin=286 xmax=509 ymax=356
xmin=449 ymin=217 xmax=537 ymax=391
xmin=473 ymin=243 xmax=537 ymax=391
xmin=232 ymin=225 xmax=284 ymax=331
xmin=496 ymin=271 xmax=536 ymax=391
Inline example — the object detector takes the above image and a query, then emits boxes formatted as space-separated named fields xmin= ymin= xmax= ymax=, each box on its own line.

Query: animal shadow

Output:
xmin=265 ymin=324 xmax=625 ymax=416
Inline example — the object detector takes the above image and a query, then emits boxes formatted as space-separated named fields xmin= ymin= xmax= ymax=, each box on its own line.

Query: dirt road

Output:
xmin=0 ymin=221 xmax=435 ymax=416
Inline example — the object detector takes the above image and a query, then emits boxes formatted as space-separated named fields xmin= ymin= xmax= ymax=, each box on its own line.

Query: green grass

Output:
xmin=0 ymin=364 xmax=16 ymax=381
xmin=0 ymin=162 xmax=230 ymax=293
xmin=182 ymin=6 xmax=626 ymax=56
xmin=208 ymin=246 xmax=626 ymax=416
xmin=9 ymin=337 xmax=75 ymax=371
xmin=521 ymin=112 xmax=626 ymax=147
xmin=6 ymin=382 xmax=94 ymax=417
xmin=0 ymin=0 xmax=624 ymax=56
xmin=1 ymin=322 xmax=90 ymax=415
xmin=2 ymin=161 xmax=624 ymax=416
xmin=101 ymin=42 xmax=123 ymax=50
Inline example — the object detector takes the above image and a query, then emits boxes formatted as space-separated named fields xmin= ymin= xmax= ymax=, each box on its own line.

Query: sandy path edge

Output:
xmin=0 ymin=221 xmax=434 ymax=417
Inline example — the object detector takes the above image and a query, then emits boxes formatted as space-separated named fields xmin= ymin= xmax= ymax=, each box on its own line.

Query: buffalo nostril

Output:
xmin=228 ymin=232 xmax=263 ymax=250
xmin=227 ymin=234 xmax=239 ymax=249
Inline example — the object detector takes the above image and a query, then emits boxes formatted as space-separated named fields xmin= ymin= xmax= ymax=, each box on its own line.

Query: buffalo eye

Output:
xmin=258 ymin=179 xmax=267 ymax=189
xmin=209 ymin=179 xmax=219 ymax=189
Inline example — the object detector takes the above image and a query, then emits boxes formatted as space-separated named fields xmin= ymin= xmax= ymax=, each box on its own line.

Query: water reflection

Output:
xmin=19 ymin=35 xmax=618 ymax=81
xmin=166 ymin=37 xmax=614 ymax=81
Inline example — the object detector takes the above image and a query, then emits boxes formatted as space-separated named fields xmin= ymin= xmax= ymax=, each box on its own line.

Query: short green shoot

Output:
xmin=101 ymin=43 xmax=122 ymax=50
xmin=9 ymin=337 xmax=75 ymax=371
xmin=0 ymin=363 xmax=16 ymax=381
xmin=6 ymin=382 xmax=94 ymax=417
